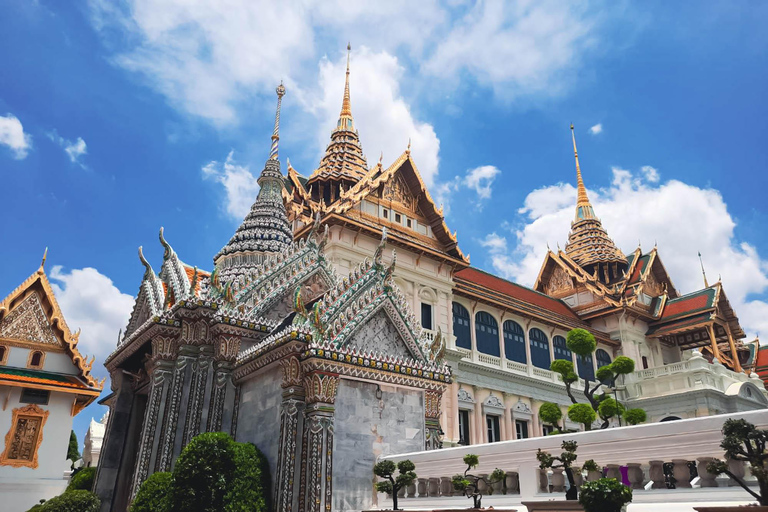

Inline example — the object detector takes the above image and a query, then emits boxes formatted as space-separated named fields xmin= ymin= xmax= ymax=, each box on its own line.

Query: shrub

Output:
xmin=374 ymin=460 xmax=417 ymax=510
xmin=538 ymin=402 xmax=563 ymax=428
xmin=566 ymin=329 xmax=596 ymax=357
xmin=40 ymin=490 xmax=100 ymax=512
xmin=67 ymin=431 xmax=80 ymax=467
xmin=610 ymin=356 xmax=635 ymax=375
xmin=536 ymin=440 xmax=580 ymax=500
xmin=597 ymin=398 xmax=624 ymax=421
xmin=582 ymin=459 xmax=599 ymax=473
xmin=578 ymin=478 xmax=632 ymax=512
xmin=595 ymin=366 xmax=613 ymax=384
xmin=623 ymin=408 xmax=647 ymax=426
xmin=568 ymin=403 xmax=597 ymax=430
xmin=131 ymin=472 xmax=172 ymax=512
xmin=67 ymin=466 xmax=96 ymax=492
xmin=706 ymin=418 xmax=768 ymax=505
xmin=451 ymin=454 xmax=504 ymax=508
xmin=225 ymin=441 xmax=270 ymax=512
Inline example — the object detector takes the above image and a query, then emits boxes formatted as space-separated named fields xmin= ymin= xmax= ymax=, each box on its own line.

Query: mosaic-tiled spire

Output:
xmin=214 ymin=84 xmax=293 ymax=279
xmin=307 ymin=44 xmax=368 ymax=189
xmin=564 ymin=125 xmax=627 ymax=279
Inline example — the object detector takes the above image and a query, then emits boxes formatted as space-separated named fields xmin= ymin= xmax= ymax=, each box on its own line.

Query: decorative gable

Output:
xmin=0 ymin=292 xmax=61 ymax=347
xmin=345 ymin=309 xmax=411 ymax=360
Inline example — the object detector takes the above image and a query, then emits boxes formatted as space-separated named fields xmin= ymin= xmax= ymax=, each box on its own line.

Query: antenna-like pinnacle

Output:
xmin=340 ymin=44 xmax=352 ymax=118
xmin=698 ymin=251 xmax=710 ymax=288
xmin=39 ymin=247 xmax=48 ymax=271
xmin=269 ymin=82 xmax=286 ymax=161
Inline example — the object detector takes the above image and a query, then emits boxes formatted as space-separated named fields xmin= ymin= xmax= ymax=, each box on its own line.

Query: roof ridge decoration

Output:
xmin=0 ymin=262 xmax=104 ymax=390
xmin=123 ymin=246 xmax=166 ymax=340
xmin=158 ymin=227 xmax=192 ymax=306
xmin=214 ymin=83 xmax=294 ymax=279
xmin=563 ymin=125 xmax=626 ymax=273
xmin=307 ymin=44 xmax=369 ymax=185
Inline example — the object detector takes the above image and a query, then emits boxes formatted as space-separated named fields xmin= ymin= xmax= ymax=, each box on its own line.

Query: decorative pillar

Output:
xmin=723 ymin=323 xmax=743 ymax=373
xmin=275 ymin=356 xmax=305 ymax=512
xmin=207 ymin=334 xmax=240 ymax=433
xmin=697 ymin=457 xmax=719 ymax=487
xmin=707 ymin=324 xmax=722 ymax=363
xmin=605 ymin=464 xmax=621 ymax=481
xmin=182 ymin=346 xmax=213 ymax=447
xmin=502 ymin=393 xmax=514 ymax=441
xmin=649 ymin=460 xmax=666 ymax=489
xmin=472 ymin=386 xmax=485 ymax=444
xmin=130 ymin=335 xmax=177 ymax=499
xmin=298 ymin=371 xmax=339 ymax=512
xmin=727 ymin=458 xmax=746 ymax=487
xmin=156 ymin=347 xmax=193 ymax=472
xmin=626 ymin=463 xmax=645 ymax=489
xmin=523 ymin=320 xmax=533 ymax=376
xmin=671 ymin=459 xmax=691 ymax=488
xmin=424 ymin=389 xmax=443 ymax=450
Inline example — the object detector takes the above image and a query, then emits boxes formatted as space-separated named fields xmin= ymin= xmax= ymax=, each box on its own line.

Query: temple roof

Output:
xmin=564 ymin=125 xmax=627 ymax=270
xmin=306 ymin=45 xmax=368 ymax=187
xmin=214 ymin=84 xmax=293 ymax=278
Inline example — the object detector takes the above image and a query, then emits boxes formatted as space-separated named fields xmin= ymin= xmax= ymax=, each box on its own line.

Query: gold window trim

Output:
xmin=0 ymin=345 xmax=8 ymax=365
xmin=0 ymin=403 xmax=49 ymax=468
xmin=26 ymin=350 xmax=45 ymax=370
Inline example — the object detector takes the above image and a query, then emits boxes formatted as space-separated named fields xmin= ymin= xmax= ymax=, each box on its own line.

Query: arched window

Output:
xmin=28 ymin=350 xmax=44 ymax=369
xmin=475 ymin=312 xmax=500 ymax=356
xmin=452 ymin=302 xmax=471 ymax=350
xmin=503 ymin=321 xmax=526 ymax=364
xmin=0 ymin=345 xmax=7 ymax=365
xmin=577 ymin=353 xmax=595 ymax=381
xmin=642 ymin=356 xmax=649 ymax=369
xmin=529 ymin=328 xmax=550 ymax=369
xmin=596 ymin=349 xmax=612 ymax=368
xmin=553 ymin=336 xmax=571 ymax=361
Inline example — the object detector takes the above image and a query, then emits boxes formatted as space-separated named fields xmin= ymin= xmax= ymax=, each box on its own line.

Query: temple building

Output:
xmin=0 ymin=256 xmax=104 ymax=511
xmin=93 ymin=47 xmax=766 ymax=512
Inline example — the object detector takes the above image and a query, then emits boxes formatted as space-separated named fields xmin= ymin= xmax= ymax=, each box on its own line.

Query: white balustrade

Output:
xmin=478 ymin=353 xmax=502 ymax=366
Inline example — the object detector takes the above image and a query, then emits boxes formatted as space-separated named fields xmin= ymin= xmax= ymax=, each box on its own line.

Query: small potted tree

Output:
xmin=374 ymin=459 xmax=417 ymax=511
xmin=451 ymin=454 xmax=505 ymax=509
xmin=582 ymin=459 xmax=602 ymax=482
xmin=578 ymin=478 xmax=632 ymax=512
xmin=536 ymin=440 xmax=580 ymax=500
xmin=694 ymin=418 xmax=768 ymax=511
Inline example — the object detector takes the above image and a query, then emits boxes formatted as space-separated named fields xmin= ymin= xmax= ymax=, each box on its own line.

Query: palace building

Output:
xmin=0 ymin=256 xmax=104 ymax=511
xmin=94 ymin=48 xmax=766 ymax=512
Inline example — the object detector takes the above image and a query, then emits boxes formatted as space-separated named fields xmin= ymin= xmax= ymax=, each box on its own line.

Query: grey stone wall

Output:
xmin=348 ymin=310 xmax=410 ymax=360
xmin=235 ymin=365 xmax=283 ymax=478
xmin=331 ymin=379 xmax=424 ymax=512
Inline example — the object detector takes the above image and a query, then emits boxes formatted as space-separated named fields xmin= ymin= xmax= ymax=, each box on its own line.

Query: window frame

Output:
xmin=20 ymin=388 xmax=50 ymax=406
xmin=27 ymin=350 xmax=45 ymax=370
xmin=458 ymin=409 xmax=471 ymax=445
xmin=529 ymin=328 xmax=551 ymax=369
xmin=486 ymin=415 xmax=501 ymax=443
xmin=0 ymin=404 xmax=49 ymax=469
xmin=421 ymin=302 xmax=433 ymax=330
xmin=452 ymin=302 xmax=472 ymax=350
xmin=503 ymin=320 xmax=526 ymax=364
xmin=515 ymin=419 xmax=529 ymax=440
xmin=475 ymin=311 xmax=500 ymax=357
xmin=0 ymin=345 xmax=8 ymax=365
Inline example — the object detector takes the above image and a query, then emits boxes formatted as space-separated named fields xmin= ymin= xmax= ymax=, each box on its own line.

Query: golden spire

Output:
xmin=571 ymin=124 xmax=595 ymax=222
xmin=39 ymin=247 xmax=48 ymax=272
xmin=341 ymin=43 xmax=352 ymax=118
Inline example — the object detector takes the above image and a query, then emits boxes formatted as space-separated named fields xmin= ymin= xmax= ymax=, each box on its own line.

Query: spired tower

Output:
xmin=214 ymin=83 xmax=294 ymax=281
xmin=563 ymin=124 xmax=628 ymax=284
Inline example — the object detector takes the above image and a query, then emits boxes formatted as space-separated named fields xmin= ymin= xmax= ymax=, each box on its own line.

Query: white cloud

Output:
xmin=479 ymin=232 xmax=517 ymax=280
xmin=487 ymin=167 xmax=768 ymax=338
xmin=463 ymin=165 xmax=500 ymax=200
xmin=48 ymin=130 xmax=88 ymax=166
xmin=424 ymin=0 xmax=598 ymax=99
xmin=589 ymin=123 xmax=603 ymax=135
xmin=202 ymin=151 xmax=259 ymax=220
xmin=0 ymin=113 xmax=32 ymax=159
xmin=641 ymin=165 xmax=659 ymax=182
xmin=49 ymin=266 xmax=134 ymax=379
xmin=310 ymin=47 xmax=441 ymax=185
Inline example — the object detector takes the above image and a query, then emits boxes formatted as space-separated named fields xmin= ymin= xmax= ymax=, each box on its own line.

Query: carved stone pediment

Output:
xmin=0 ymin=293 xmax=60 ymax=347
xmin=545 ymin=266 xmax=574 ymax=296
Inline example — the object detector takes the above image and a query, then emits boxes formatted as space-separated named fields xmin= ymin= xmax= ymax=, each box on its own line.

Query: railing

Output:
xmin=504 ymin=360 xmax=528 ymax=373
xmin=478 ymin=353 xmax=501 ymax=366
xmin=532 ymin=367 xmax=553 ymax=379
xmin=380 ymin=410 xmax=768 ymax=507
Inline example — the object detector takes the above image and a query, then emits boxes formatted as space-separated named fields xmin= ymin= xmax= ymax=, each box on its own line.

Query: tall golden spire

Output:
xmin=570 ymin=124 xmax=595 ymax=222
xmin=341 ymin=42 xmax=352 ymax=118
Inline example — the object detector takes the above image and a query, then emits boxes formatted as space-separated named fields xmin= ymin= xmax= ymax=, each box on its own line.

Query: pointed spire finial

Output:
xmin=571 ymin=124 xmax=591 ymax=211
xmin=39 ymin=247 xmax=48 ymax=271
xmin=269 ymin=82 xmax=286 ymax=161
xmin=698 ymin=251 xmax=710 ymax=288
xmin=341 ymin=43 xmax=352 ymax=118
xmin=378 ymin=151 xmax=383 ymax=166
xmin=407 ymin=137 xmax=411 ymax=154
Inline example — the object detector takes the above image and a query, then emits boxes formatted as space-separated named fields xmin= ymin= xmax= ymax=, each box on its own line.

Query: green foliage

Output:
xmin=597 ymin=398 xmax=624 ymax=421
xmin=25 ymin=500 xmax=45 ymax=512
xmin=40 ymin=490 xmax=100 ymax=512
xmin=67 ymin=467 xmax=96 ymax=492
xmin=131 ymin=472 xmax=172 ymax=512
xmin=374 ymin=459 xmax=417 ymax=509
xmin=551 ymin=359 xmax=578 ymax=385
xmin=66 ymin=431 xmax=80 ymax=464
xmin=566 ymin=329 xmax=596 ymax=357
xmin=706 ymin=418 xmax=768 ymax=505
xmin=538 ymin=402 xmax=563 ymax=426
xmin=462 ymin=453 xmax=479 ymax=469
xmin=610 ymin=356 xmax=635 ymax=375
xmin=170 ymin=432 xmax=270 ymax=512
xmin=582 ymin=459 xmax=599 ymax=472
xmin=623 ymin=408 xmax=647 ymax=425
xmin=578 ymin=478 xmax=632 ymax=512
xmin=537 ymin=441 xmax=578 ymax=470
xmin=451 ymin=474 xmax=470 ymax=492
xmin=595 ymin=366 xmax=613 ymax=384
xmin=568 ymin=403 xmax=597 ymax=429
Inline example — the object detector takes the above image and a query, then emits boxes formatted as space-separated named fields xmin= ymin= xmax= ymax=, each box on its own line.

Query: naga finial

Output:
xmin=430 ymin=327 xmax=445 ymax=365
xmin=159 ymin=227 xmax=172 ymax=260
xmin=138 ymin=246 xmax=153 ymax=275
xmin=190 ymin=266 xmax=199 ymax=296
xmin=294 ymin=286 xmax=307 ymax=317
xmin=374 ymin=227 xmax=388 ymax=268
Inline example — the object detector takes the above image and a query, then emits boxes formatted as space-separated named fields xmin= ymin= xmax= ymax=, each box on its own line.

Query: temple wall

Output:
xmin=331 ymin=379 xmax=424 ymax=512
xmin=235 ymin=365 xmax=283 ymax=477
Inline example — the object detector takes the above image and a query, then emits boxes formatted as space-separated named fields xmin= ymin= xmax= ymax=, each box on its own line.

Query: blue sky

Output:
xmin=1 ymin=1 xmax=767 ymax=443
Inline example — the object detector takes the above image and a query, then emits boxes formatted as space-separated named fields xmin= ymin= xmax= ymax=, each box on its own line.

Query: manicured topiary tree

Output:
xmin=451 ymin=454 xmax=505 ymax=509
xmin=67 ymin=466 xmax=96 ymax=492
xmin=568 ymin=403 xmax=597 ymax=431
xmin=623 ymin=408 xmax=647 ymax=426
xmin=374 ymin=459 xmax=417 ymax=510
xmin=67 ymin=430 xmax=80 ymax=468
xmin=542 ymin=329 xmax=646 ymax=430
xmin=538 ymin=402 xmax=563 ymax=431
xmin=706 ymin=418 xmax=768 ymax=506
xmin=578 ymin=478 xmax=632 ymax=512
xmin=39 ymin=490 xmax=100 ymax=512
xmin=536 ymin=440 xmax=580 ymax=500
xmin=131 ymin=472 xmax=172 ymax=512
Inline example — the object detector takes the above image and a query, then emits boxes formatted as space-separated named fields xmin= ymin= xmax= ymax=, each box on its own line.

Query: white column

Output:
xmin=470 ymin=311 xmax=479 ymax=362
xmin=524 ymin=322 xmax=533 ymax=376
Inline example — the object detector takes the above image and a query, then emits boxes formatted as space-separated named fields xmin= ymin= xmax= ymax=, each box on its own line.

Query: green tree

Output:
xmin=67 ymin=467 xmax=96 ymax=492
xmin=578 ymin=478 xmax=632 ymax=512
xmin=706 ymin=418 xmax=768 ymax=505
xmin=538 ymin=402 xmax=563 ymax=431
xmin=451 ymin=454 xmax=504 ymax=508
xmin=66 ymin=430 xmax=80 ymax=468
xmin=568 ymin=403 xmax=597 ymax=431
xmin=536 ymin=440 xmax=580 ymax=500
xmin=131 ymin=472 xmax=172 ymax=512
xmin=623 ymin=408 xmax=647 ymax=425
xmin=374 ymin=460 xmax=417 ymax=510
xmin=40 ymin=490 xmax=100 ymax=512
